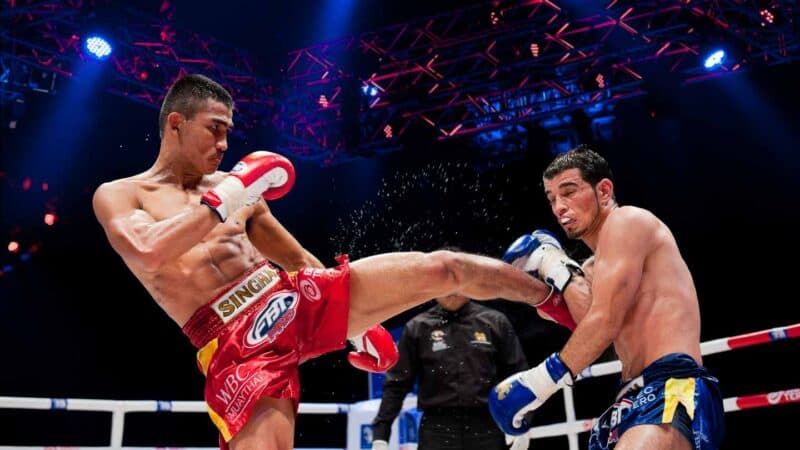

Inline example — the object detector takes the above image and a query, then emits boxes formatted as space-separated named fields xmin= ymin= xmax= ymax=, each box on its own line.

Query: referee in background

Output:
xmin=371 ymin=289 xmax=528 ymax=450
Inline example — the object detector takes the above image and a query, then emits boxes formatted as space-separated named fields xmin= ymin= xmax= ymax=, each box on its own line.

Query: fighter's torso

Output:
xmin=125 ymin=172 xmax=266 ymax=326
xmin=604 ymin=208 xmax=702 ymax=379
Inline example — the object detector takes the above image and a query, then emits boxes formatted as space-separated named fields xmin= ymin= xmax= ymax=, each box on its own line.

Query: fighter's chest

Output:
xmin=139 ymin=186 xmax=249 ymax=236
xmin=140 ymin=186 xmax=203 ymax=218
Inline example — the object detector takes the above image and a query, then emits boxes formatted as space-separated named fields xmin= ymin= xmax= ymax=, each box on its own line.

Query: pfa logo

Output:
xmin=246 ymin=292 xmax=299 ymax=347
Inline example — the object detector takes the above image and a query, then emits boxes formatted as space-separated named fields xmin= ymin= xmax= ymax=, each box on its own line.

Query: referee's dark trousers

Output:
xmin=418 ymin=407 xmax=505 ymax=450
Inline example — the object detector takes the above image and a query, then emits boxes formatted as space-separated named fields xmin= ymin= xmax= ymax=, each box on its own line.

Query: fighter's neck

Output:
xmin=581 ymin=203 xmax=618 ymax=251
xmin=149 ymin=150 xmax=205 ymax=189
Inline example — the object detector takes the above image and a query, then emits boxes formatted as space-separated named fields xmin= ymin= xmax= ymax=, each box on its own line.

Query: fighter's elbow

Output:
xmin=280 ymin=252 xmax=323 ymax=271
xmin=108 ymin=230 xmax=165 ymax=272
xmin=585 ymin=308 xmax=624 ymax=341
xmin=136 ymin=248 xmax=166 ymax=272
xmin=127 ymin=237 xmax=167 ymax=272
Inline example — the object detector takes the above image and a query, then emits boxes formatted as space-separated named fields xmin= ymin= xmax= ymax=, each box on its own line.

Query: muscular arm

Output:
xmin=247 ymin=200 xmax=324 ymax=271
xmin=562 ymin=270 xmax=592 ymax=324
xmin=92 ymin=181 xmax=220 ymax=272
xmin=559 ymin=209 xmax=655 ymax=375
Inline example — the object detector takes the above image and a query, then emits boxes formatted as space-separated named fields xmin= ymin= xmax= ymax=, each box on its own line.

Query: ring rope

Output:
xmin=0 ymin=323 xmax=797 ymax=448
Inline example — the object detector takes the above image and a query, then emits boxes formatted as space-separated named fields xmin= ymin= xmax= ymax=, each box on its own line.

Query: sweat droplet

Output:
xmin=330 ymin=161 xmax=519 ymax=257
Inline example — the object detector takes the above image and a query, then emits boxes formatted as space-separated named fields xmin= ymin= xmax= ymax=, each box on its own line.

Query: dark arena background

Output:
xmin=1 ymin=1 xmax=799 ymax=449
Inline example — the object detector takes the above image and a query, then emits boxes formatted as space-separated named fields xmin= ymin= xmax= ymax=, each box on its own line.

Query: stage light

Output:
xmin=760 ymin=9 xmax=774 ymax=25
xmin=703 ymin=49 xmax=726 ymax=70
xmin=595 ymin=73 xmax=605 ymax=89
xmin=8 ymin=241 xmax=19 ymax=253
xmin=361 ymin=84 xmax=378 ymax=97
xmin=44 ymin=213 xmax=57 ymax=226
xmin=84 ymin=36 xmax=113 ymax=60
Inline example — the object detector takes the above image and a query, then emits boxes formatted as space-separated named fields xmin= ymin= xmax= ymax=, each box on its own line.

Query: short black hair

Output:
xmin=158 ymin=74 xmax=234 ymax=139
xmin=543 ymin=144 xmax=613 ymax=186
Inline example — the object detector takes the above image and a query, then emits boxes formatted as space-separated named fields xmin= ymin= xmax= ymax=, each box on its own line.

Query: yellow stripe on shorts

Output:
xmin=196 ymin=338 xmax=232 ymax=440
xmin=663 ymin=377 xmax=696 ymax=423
xmin=208 ymin=404 xmax=233 ymax=442
xmin=196 ymin=337 xmax=219 ymax=376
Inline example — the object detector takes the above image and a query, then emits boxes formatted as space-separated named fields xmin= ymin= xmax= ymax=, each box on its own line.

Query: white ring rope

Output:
xmin=537 ymin=322 xmax=800 ymax=446
xmin=525 ymin=387 xmax=800 ymax=440
xmin=0 ymin=397 xmax=348 ymax=415
xmin=1 ymin=323 xmax=797 ymax=449
xmin=576 ymin=323 xmax=800 ymax=380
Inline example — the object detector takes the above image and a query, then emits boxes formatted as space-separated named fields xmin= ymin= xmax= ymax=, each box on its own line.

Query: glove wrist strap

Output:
xmin=201 ymin=177 xmax=245 ymax=222
xmin=542 ymin=251 xmax=584 ymax=291
xmin=348 ymin=332 xmax=365 ymax=352
xmin=521 ymin=353 xmax=573 ymax=401
xmin=530 ymin=284 xmax=555 ymax=308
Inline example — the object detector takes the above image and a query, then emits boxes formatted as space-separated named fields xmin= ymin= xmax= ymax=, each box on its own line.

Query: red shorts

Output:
xmin=181 ymin=257 xmax=351 ymax=443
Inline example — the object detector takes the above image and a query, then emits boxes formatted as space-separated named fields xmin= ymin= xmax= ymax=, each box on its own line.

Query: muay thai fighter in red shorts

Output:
xmin=92 ymin=74 xmax=558 ymax=450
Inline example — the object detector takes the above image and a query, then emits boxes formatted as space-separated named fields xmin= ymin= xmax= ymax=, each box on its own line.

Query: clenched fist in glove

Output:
xmin=503 ymin=229 xmax=583 ymax=292
xmin=489 ymin=353 xmax=574 ymax=436
xmin=503 ymin=230 xmax=582 ymax=330
xmin=348 ymin=324 xmax=399 ymax=373
xmin=201 ymin=151 xmax=296 ymax=222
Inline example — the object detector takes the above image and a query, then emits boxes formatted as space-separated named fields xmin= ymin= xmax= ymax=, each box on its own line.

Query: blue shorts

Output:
xmin=588 ymin=353 xmax=725 ymax=450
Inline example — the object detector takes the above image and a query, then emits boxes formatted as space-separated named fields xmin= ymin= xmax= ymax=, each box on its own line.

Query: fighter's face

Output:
xmin=178 ymin=100 xmax=233 ymax=174
xmin=543 ymin=168 xmax=601 ymax=240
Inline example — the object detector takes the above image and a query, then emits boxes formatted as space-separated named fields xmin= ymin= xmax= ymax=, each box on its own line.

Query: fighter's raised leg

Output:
xmin=346 ymin=250 xmax=551 ymax=337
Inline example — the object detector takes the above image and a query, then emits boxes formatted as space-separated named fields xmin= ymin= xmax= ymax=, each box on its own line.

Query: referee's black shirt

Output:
xmin=372 ymin=301 xmax=528 ymax=441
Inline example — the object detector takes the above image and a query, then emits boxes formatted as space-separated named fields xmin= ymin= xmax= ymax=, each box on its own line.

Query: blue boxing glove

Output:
xmin=503 ymin=229 xmax=582 ymax=292
xmin=489 ymin=353 xmax=574 ymax=435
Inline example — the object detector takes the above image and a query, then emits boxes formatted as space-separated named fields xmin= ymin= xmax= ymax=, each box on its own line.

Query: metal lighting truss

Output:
xmin=3 ymin=0 xmax=798 ymax=164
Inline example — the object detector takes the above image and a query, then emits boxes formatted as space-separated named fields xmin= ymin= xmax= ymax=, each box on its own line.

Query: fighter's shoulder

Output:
xmin=607 ymin=205 xmax=658 ymax=230
xmin=602 ymin=206 xmax=659 ymax=251
xmin=93 ymin=177 xmax=139 ymax=203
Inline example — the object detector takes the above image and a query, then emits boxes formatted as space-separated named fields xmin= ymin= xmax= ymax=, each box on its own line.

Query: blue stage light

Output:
xmin=84 ymin=36 xmax=113 ymax=60
xmin=361 ymin=84 xmax=378 ymax=97
xmin=703 ymin=49 xmax=726 ymax=70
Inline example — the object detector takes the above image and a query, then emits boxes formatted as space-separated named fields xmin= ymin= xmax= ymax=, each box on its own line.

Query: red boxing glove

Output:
xmin=534 ymin=291 xmax=576 ymax=331
xmin=347 ymin=324 xmax=399 ymax=373
xmin=201 ymin=151 xmax=296 ymax=222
